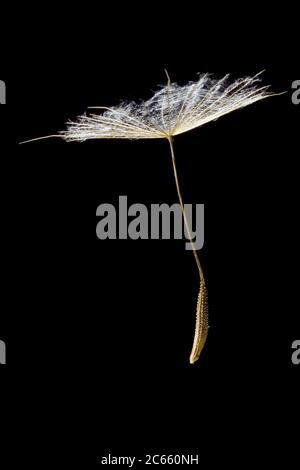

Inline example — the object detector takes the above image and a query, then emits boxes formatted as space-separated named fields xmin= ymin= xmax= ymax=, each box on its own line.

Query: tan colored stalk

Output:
xmin=167 ymin=136 xmax=208 ymax=363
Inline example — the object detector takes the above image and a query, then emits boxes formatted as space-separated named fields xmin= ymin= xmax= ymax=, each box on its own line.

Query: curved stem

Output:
xmin=167 ymin=136 xmax=204 ymax=281
xmin=167 ymin=136 xmax=208 ymax=364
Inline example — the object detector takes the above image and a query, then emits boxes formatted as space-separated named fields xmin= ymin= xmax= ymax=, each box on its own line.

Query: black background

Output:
xmin=1 ymin=9 xmax=299 ymax=468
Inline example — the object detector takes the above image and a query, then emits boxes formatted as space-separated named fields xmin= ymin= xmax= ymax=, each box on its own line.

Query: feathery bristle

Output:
xmin=61 ymin=72 xmax=271 ymax=141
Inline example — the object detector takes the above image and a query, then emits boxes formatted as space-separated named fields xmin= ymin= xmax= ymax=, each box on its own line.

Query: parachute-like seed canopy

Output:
xmin=61 ymin=71 xmax=272 ymax=142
